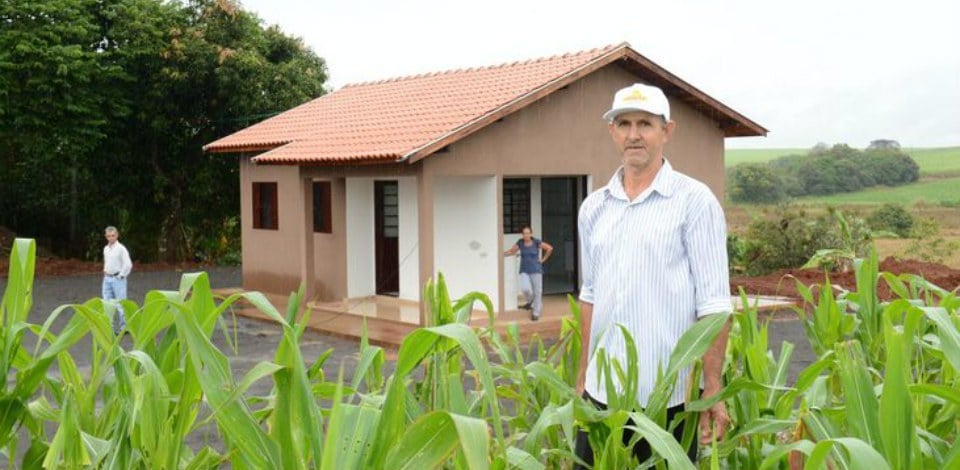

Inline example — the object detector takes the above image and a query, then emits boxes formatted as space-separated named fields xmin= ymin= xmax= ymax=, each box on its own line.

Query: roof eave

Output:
xmin=616 ymin=50 xmax=768 ymax=137
xmin=402 ymin=43 xmax=632 ymax=164
xmin=203 ymin=142 xmax=290 ymax=154
xmin=400 ymin=43 xmax=766 ymax=162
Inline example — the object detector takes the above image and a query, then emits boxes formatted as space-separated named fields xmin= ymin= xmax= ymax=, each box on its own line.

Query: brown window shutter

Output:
xmin=321 ymin=182 xmax=332 ymax=232
xmin=253 ymin=183 xmax=263 ymax=229
xmin=269 ymin=183 xmax=278 ymax=229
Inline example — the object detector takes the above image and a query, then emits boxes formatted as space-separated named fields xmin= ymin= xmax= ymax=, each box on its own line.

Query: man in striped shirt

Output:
xmin=574 ymin=83 xmax=732 ymax=466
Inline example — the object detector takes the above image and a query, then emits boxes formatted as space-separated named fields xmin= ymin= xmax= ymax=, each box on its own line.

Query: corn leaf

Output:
xmin=878 ymin=315 xmax=917 ymax=470
xmin=385 ymin=410 xmax=489 ymax=470
xmin=836 ymin=341 xmax=881 ymax=450
xmin=625 ymin=411 xmax=696 ymax=470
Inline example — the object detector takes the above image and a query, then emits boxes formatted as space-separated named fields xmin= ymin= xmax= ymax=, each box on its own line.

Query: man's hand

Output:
xmin=699 ymin=319 xmax=731 ymax=444
xmin=699 ymin=398 xmax=730 ymax=445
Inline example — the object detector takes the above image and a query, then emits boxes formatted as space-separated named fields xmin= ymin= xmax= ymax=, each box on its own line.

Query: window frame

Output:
xmin=252 ymin=182 xmax=279 ymax=230
xmin=312 ymin=181 xmax=332 ymax=233
xmin=502 ymin=178 xmax=531 ymax=234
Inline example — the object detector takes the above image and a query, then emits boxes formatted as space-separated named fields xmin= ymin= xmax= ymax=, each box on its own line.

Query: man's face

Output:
xmin=608 ymin=111 xmax=674 ymax=170
xmin=105 ymin=231 xmax=118 ymax=244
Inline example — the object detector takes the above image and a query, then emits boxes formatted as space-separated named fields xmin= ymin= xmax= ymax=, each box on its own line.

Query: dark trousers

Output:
xmin=573 ymin=393 xmax=698 ymax=469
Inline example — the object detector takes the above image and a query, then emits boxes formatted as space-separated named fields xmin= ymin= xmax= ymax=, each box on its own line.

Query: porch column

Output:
xmin=496 ymin=175 xmax=505 ymax=313
xmin=299 ymin=175 xmax=316 ymax=300
xmin=417 ymin=170 xmax=434 ymax=326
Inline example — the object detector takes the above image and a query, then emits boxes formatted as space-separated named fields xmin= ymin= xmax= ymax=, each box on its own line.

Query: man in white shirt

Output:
xmin=574 ymin=83 xmax=732 ymax=466
xmin=103 ymin=226 xmax=132 ymax=334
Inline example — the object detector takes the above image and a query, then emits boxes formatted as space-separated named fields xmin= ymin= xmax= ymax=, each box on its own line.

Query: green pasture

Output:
xmin=907 ymin=147 xmax=960 ymax=175
xmin=797 ymin=176 xmax=960 ymax=205
xmin=725 ymin=146 xmax=960 ymax=175
xmin=724 ymin=148 xmax=801 ymax=167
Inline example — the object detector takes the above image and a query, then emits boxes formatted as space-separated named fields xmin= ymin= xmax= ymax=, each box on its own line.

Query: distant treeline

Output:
xmin=728 ymin=142 xmax=920 ymax=203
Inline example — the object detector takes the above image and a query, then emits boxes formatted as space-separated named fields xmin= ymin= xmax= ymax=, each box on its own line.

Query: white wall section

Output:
xmin=346 ymin=178 xmax=375 ymax=298
xmin=434 ymin=176 xmax=499 ymax=306
xmin=397 ymin=177 xmax=420 ymax=301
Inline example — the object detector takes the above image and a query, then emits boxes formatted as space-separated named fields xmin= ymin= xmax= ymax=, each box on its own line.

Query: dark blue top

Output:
xmin=515 ymin=238 xmax=543 ymax=274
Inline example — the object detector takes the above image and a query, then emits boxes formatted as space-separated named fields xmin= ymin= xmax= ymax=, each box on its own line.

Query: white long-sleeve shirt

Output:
xmin=578 ymin=160 xmax=732 ymax=407
xmin=103 ymin=241 xmax=132 ymax=278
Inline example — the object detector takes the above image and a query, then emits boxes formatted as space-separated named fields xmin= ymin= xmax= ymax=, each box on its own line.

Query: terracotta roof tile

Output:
xmin=204 ymin=45 xmax=622 ymax=163
xmin=204 ymin=43 xmax=767 ymax=164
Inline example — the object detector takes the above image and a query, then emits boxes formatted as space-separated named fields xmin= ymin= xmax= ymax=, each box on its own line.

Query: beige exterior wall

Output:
xmin=239 ymin=155 xmax=305 ymax=295
xmin=307 ymin=166 xmax=420 ymax=302
xmin=667 ymin=93 xmax=727 ymax=199
xmin=239 ymin=63 xmax=728 ymax=299
xmin=422 ymin=64 xmax=725 ymax=199
xmin=311 ymin=177 xmax=347 ymax=301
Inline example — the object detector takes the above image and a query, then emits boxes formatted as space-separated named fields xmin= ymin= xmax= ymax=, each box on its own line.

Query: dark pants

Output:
xmin=574 ymin=393 xmax=698 ymax=468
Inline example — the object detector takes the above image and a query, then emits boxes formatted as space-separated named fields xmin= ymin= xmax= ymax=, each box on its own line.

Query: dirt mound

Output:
xmin=732 ymin=257 xmax=960 ymax=301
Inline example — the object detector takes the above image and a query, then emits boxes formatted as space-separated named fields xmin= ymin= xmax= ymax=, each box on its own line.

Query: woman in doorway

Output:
xmin=503 ymin=226 xmax=553 ymax=320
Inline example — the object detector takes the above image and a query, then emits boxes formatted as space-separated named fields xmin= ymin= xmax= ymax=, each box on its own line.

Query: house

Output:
xmin=203 ymin=42 xmax=766 ymax=324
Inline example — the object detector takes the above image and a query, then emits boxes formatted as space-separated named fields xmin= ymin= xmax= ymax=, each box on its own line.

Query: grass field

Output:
xmin=798 ymin=177 xmax=960 ymax=205
xmin=725 ymin=145 xmax=960 ymax=268
xmin=726 ymin=146 xmax=960 ymax=175
xmin=724 ymin=148 xmax=803 ymax=166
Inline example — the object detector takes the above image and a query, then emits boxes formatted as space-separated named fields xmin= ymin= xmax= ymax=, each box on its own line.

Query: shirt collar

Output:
xmin=604 ymin=158 xmax=677 ymax=201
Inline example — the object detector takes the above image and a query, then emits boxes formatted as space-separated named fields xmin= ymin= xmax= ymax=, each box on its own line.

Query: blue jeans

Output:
xmin=519 ymin=272 xmax=543 ymax=318
xmin=102 ymin=276 xmax=127 ymax=332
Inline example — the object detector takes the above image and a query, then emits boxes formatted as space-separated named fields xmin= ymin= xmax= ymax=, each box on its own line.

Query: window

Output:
xmin=252 ymin=182 xmax=278 ymax=230
xmin=502 ymin=178 xmax=530 ymax=233
xmin=313 ymin=181 xmax=332 ymax=233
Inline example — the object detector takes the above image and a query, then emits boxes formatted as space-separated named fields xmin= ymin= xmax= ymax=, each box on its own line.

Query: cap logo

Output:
xmin=623 ymin=89 xmax=647 ymax=103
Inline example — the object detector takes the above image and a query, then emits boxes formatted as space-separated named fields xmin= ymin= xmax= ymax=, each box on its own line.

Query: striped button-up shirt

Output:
xmin=578 ymin=159 xmax=731 ymax=407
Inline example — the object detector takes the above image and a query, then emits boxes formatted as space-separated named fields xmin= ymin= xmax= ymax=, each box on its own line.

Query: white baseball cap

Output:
xmin=602 ymin=83 xmax=670 ymax=122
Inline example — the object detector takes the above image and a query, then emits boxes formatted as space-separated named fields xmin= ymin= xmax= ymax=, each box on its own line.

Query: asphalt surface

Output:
xmin=1 ymin=267 xmax=362 ymax=464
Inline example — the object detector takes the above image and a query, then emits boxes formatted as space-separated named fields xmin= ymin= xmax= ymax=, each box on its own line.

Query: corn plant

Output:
xmin=3 ymin=238 xmax=959 ymax=469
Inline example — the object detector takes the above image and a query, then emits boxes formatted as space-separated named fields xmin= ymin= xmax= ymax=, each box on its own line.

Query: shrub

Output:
xmin=866 ymin=203 xmax=914 ymax=237
xmin=733 ymin=144 xmax=921 ymax=200
xmin=737 ymin=206 xmax=872 ymax=275
xmin=729 ymin=164 xmax=786 ymax=204
xmin=738 ymin=206 xmax=832 ymax=275
xmin=905 ymin=217 xmax=960 ymax=264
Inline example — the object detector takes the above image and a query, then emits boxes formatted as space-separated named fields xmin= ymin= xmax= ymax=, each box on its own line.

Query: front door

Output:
xmin=374 ymin=181 xmax=399 ymax=296
xmin=540 ymin=177 xmax=586 ymax=294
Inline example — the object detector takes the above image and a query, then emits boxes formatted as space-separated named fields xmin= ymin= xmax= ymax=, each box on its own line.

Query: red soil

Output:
xmin=731 ymin=257 xmax=960 ymax=301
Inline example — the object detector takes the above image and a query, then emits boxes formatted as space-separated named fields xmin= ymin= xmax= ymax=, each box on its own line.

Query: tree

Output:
xmin=0 ymin=0 xmax=328 ymax=261
xmin=868 ymin=139 xmax=900 ymax=150
xmin=729 ymin=163 xmax=786 ymax=204
xmin=0 ymin=0 xmax=127 ymax=252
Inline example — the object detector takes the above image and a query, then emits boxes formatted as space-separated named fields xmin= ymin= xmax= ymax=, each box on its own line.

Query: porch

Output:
xmin=224 ymin=290 xmax=798 ymax=347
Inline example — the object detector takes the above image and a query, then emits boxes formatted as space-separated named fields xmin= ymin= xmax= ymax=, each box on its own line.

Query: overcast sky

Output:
xmin=237 ymin=0 xmax=959 ymax=149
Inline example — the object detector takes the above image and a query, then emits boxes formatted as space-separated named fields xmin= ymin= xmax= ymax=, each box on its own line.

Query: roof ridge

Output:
xmin=341 ymin=43 xmax=624 ymax=89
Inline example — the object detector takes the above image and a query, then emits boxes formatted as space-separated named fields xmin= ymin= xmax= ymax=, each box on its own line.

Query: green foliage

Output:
xmin=866 ymin=203 xmax=914 ymax=237
xmin=904 ymin=217 xmax=960 ymax=264
xmin=728 ymin=163 xmax=785 ymax=204
xmin=727 ymin=146 xmax=960 ymax=177
xmin=0 ymin=0 xmax=327 ymax=261
xmin=5 ymin=240 xmax=960 ymax=468
xmin=802 ymin=208 xmax=878 ymax=272
xmin=735 ymin=205 xmax=873 ymax=275
xmin=728 ymin=144 xmax=922 ymax=203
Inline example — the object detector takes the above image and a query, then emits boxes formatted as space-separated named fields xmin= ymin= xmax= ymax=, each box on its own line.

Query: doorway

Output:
xmin=374 ymin=181 xmax=399 ymax=296
xmin=540 ymin=177 xmax=587 ymax=295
